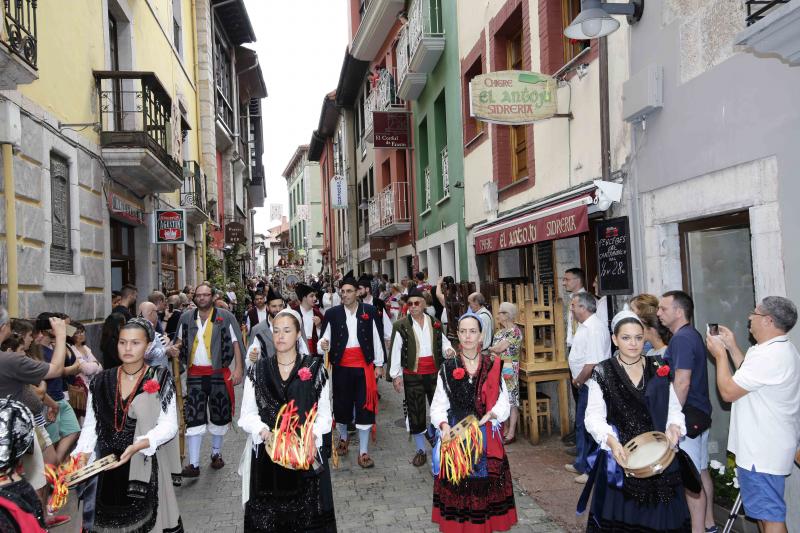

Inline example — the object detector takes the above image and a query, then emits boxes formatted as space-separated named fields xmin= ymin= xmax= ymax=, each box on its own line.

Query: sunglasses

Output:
xmin=408 ymin=300 xmax=424 ymax=307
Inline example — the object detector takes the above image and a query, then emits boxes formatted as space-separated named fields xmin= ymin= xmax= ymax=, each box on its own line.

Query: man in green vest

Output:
xmin=388 ymin=287 xmax=456 ymax=466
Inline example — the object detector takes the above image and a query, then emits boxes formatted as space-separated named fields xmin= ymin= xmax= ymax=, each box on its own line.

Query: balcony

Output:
xmin=364 ymin=68 xmax=404 ymax=144
xmin=0 ymin=0 xmax=38 ymax=89
xmin=181 ymin=161 xmax=210 ymax=225
xmin=351 ymin=0 xmax=405 ymax=61
xmin=397 ymin=24 xmax=427 ymax=101
xmin=368 ymin=182 xmax=412 ymax=237
xmin=408 ymin=0 xmax=445 ymax=74
xmin=94 ymin=71 xmax=183 ymax=195
xmin=440 ymin=146 xmax=449 ymax=199
xmin=735 ymin=0 xmax=800 ymax=66
xmin=423 ymin=166 xmax=431 ymax=212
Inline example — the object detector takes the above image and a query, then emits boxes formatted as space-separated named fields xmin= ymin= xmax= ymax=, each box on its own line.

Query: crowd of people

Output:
xmin=0 ymin=266 xmax=798 ymax=533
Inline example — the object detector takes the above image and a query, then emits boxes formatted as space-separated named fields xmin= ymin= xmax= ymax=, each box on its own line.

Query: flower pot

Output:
xmin=713 ymin=503 xmax=759 ymax=533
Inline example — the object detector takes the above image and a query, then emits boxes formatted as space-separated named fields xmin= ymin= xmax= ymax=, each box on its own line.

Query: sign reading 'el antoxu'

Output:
xmin=470 ymin=71 xmax=558 ymax=125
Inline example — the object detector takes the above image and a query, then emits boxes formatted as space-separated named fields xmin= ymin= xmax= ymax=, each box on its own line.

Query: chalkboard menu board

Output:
xmin=595 ymin=216 xmax=633 ymax=295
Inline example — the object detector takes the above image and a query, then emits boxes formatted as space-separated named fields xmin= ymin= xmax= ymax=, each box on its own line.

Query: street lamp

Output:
xmin=564 ymin=0 xmax=644 ymax=40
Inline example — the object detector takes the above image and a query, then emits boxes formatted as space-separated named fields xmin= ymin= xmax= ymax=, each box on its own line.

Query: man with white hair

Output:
xmin=467 ymin=292 xmax=494 ymax=350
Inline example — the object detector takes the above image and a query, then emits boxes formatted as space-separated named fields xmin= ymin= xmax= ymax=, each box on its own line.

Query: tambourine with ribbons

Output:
xmin=437 ymin=415 xmax=484 ymax=485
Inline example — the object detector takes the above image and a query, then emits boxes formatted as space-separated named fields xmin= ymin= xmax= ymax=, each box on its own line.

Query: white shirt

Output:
xmin=430 ymin=372 xmax=511 ymax=428
xmin=246 ymin=308 xmax=268 ymax=332
xmin=320 ymin=305 xmax=385 ymax=367
xmin=475 ymin=307 xmax=494 ymax=350
xmin=74 ymin=390 xmax=178 ymax=460
xmin=568 ymin=313 xmax=611 ymax=379
xmin=585 ymin=379 xmax=686 ymax=450
xmin=245 ymin=317 xmax=310 ymax=370
xmin=238 ymin=374 xmax=332 ymax=449
xmin=226 ymin=291 xmax=237 ymax=304
xmin=389 ymin=315 xmax=453 ymax=379
xmin=322 ymin=292 xmax=341 ymax=313
xmin=729 ymin=335 xmax=800 ymax=475
xmin=363 ymin=295 xmax=393 ymax=340
xmin=566 ymin=287 xmax=587 ymax=347
xmin=299 ymin=305 xmax=319 ymax=341
xmin=193 ymin=315 xmax=240 ymax=366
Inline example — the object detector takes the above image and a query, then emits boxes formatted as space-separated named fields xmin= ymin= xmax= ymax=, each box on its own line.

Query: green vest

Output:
xmin=388 ymin=313 xmax=444 ymax=380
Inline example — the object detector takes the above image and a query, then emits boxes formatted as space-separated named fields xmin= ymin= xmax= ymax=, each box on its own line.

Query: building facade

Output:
xmin=283 ymin=145 xmax=323 ymax=278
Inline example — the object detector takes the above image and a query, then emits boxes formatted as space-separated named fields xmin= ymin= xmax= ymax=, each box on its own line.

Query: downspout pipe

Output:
xmin=3 ymin=143 xmax=19 ymax=316
xmin=599 ymin=36 xmax=611 ymax=182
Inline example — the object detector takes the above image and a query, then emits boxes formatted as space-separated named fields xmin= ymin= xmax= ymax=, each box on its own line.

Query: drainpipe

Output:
xmin=599 ymin=36 xmax=611 ymax=182
xmin=3 ymin=143 xmax=19 ymax=316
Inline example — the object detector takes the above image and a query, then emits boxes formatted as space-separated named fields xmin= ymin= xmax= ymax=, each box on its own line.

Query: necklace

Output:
xmin=617 ymin=354 xmax=643 ymax=366
xmin=462 ymin=351 xmax=479 ymax=361
xmin=277 ymin=358 xmax=296 ymax=367
xmin=121 ymin=363 xmax=145 ymax=381
xmin=114 ymin=366 xmax=148 ymax=432
xmin=460 ymin=354 xmax=480 ymax=384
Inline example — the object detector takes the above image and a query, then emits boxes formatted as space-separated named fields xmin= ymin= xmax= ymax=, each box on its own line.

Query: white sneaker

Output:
xmin=574 ymin=473 xmax=589 ymax=484
xmin=564 ymin=464 xmax=579 ymax=474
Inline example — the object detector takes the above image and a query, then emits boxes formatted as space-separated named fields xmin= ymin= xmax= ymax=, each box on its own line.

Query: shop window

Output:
xmin=111 ymin=220 xmax=136 ymax=290
xmin=462 ymin=54 xmax=484 ymax=144
xmin=49 ymin=153 xmax=73 ymax=273
xmin=507 ymin=30 xmax=528 ymax=182
xmin=160 ymin=244 xmax=179 ymax=293
xmin=561 ymin=0 xmax=589 ymax=64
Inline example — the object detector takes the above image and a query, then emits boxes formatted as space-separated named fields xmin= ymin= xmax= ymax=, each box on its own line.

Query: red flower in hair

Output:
xmin=452 ymin=368 xmax=465 ymax=380
xmin=433 ymin=321 xmax=442 ymax=330
xmin=143 ymin=379 xmax=160 ymax=394
xmin=360 ymin=312 xmax=370 ymax=320
xmin=656 ymin=364 xmax=671 ymax=378
xmin=298 ymin=367 xmax=312 ymax=381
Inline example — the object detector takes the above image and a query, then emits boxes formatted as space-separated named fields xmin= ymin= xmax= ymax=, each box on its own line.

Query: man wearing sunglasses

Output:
xmin=388 ymin=287 xmax=456 ymax=467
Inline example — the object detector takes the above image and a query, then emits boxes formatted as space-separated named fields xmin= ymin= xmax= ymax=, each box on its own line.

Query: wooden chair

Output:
xmin=519 ymin=399 xmax=530 ymax=438
xmin=536 ymin=392 xmax=552 ymax=437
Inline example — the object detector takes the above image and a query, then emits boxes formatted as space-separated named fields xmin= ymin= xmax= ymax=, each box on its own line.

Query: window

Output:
xmin=49 ymin=153 xmax=73 ymax=273
xmin=213 ymin=30 xmax=234 ymax=131
xmin=507 ymin=30 xmax=527 ymax=182
xmin=561 ymin=0 xmax=589 ymax=64
xmin=161 ymin=244 xmax=178 ymax=293
xmin=172 ymin=0 xmax=182 ymax=58
xmin=463 ymin=55 xmax=484 ymax=143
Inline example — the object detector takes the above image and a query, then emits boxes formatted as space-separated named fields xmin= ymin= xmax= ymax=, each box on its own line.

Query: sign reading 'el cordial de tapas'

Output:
xmin=470 ymin=70 xmax=558 ymax=125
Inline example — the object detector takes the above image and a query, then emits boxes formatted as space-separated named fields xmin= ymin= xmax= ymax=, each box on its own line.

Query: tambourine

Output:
xmin=621 ymin=431 xmax=675 ymax=478
xmin=65 ymin=454 xmax=118 ymax=487
xmin=439 ymin=415 xmax=483 ymax=485
xmin=266 ymin=401 xmax=318 ymax=471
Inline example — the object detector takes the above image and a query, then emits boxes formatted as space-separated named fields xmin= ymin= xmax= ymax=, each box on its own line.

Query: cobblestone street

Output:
xmin=177 ymin=381 xmax=564 ymax=532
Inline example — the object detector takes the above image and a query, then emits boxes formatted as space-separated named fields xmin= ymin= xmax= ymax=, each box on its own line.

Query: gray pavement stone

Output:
xmin=177 ymin=380 xmax=564 ymax=532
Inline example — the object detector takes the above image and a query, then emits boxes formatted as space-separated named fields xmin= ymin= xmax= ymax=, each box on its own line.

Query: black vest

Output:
xmin=249 ymin=354 xmax=327 ymax=428
xmin=322 ymin=303 xmax=382 ymax=365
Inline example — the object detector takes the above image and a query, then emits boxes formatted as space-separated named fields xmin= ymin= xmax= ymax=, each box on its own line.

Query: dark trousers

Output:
xmin=332 ymin=366 xmax=375 ymax=425
xmin=573 ymin=384 xmax=595 ymax=474
xmin=403 ymin=372 xmax=437 ymax=435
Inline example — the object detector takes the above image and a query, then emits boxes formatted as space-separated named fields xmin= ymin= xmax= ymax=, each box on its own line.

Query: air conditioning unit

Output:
xmin=623 ymin=64 xmax=663 ymax=123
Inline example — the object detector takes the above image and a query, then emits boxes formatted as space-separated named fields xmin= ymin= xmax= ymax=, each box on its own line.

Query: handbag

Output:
xmin=682 ymin=404 xmax=711 ymax=438
xmin=676 ymin=448 xmax=702 ymax=494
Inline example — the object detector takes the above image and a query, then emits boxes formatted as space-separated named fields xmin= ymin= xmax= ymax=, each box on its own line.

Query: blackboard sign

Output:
xmin=595 ymin=216 xmax=633 ymax=295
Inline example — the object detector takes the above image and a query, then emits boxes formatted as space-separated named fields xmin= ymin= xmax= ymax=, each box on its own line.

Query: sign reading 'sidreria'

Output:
xmin=470 ymin=71 xmax=558 ymax=125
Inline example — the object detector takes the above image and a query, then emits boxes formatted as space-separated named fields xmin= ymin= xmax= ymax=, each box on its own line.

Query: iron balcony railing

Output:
xmin=397 ymin=25 xmax=411 ymax=90
xmin=368 ymin=182 xmax=411 ymax=236
xmin=181 ymin=161 xmax=207 ymax=212
xmin=94 ymin=71 xmax=178 ymax=174
xmin=440 ymin=146 xmax=449 ymax=198
xmin=407 ymin=0 xmax=443 ymax=62
xmin=3 ymin=0 xmax=37 ymax=69
xmin=365 ymin=67 xmax=404 ymax=140
xmin=745 ymin=0 xmax=790 ymax=25
xmin=423 ymin=167 xmax=432 ymax=211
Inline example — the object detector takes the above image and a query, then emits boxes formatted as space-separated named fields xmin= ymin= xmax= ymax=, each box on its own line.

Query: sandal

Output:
xmin=336 ymin=439 xmax=349 ymax=456
xmin=358 ymin=453 xmax=375 ymax=468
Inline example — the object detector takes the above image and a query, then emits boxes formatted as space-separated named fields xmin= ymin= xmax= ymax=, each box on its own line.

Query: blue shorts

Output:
xmin=737 ymin=466 xmax=786 ymax=523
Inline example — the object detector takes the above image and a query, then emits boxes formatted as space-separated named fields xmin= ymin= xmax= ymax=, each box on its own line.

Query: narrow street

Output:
xmin=178 ymin=381 xmax=563 ymax=532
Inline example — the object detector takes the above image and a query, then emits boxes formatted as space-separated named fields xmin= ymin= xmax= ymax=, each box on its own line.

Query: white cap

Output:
xmin=611 ymin=310 xmax=642 ymax=331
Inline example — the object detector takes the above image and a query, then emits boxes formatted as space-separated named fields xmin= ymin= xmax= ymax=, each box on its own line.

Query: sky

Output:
xmin=244 ymin=0 xmax=349 ymax=236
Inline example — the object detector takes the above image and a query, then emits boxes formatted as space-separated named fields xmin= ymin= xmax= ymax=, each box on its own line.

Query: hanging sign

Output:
xmin=373 ymin=111 xmax=411 ymax=148
xmin=330 ymin=175 xmax=348 ymax=209
xmin=469 ymin=70 xmax=558 ymax=125
xmin=225 ymin=221 xmax=247 ymax=244
xmin=297 ymin=205 xmax=309 ymax=221
xmin=270 ymin=203 xmax=283 ymax=221
xmin=154 ymin=209 xmax=187 ymax=244
xmin=108 ymin=192 xmax=144 ymax=225
xmin=595 ymin=216 xmax=634 ymax=295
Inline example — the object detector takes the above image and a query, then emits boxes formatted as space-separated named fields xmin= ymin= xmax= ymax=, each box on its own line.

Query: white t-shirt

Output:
xmin=729 ymin=335 xmax=800 ymax=475
xmin=568 ymin=313 xmax=611 ymax=379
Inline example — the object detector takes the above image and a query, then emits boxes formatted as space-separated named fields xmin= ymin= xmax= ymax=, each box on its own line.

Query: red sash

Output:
xmin=403 ymin=356 xmax=436 ymax=375
xmin=339 ymin=347 xmax=378 ymax=414
xmin=188 ymin=365 xmax=235 ymax=415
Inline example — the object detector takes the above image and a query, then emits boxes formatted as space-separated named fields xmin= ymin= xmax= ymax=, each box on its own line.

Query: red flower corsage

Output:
xmin=215 ymin=316 xmax=223 ymax=323
xmin=433 ymin=321 xmax=442 ymax=330
xmin=298 ymin=367 xmax=312 ymax=381
xmin=452 ymin=368 xmax=465 ymax=380
xmin=143 ymin=379 xmax=160 ymax=394
xmin=654 ymin=361 xmax=671 ymax=377
xmin=360 ymin=312 xmax=370 ymax=320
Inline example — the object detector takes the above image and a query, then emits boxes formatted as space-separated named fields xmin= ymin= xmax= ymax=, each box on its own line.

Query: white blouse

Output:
xmin=73 ymin=390 xmax=178 ymax=460
xmin=238 ymin=374 xmax=332 ymax=449
xmin=429 ymin=372 xmax=511 ymax=429
xmin=585 ymin=379 xmax=686 ymax=451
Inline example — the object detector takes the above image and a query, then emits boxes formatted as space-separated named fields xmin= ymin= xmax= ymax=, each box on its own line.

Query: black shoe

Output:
xmin=563 ymin=437 xmax=576 ymax=446
xmin=181 ymin=464 xmax=200 ymax=478
xmin=565 ymin=446 xmax=577 ymax=456
xmin=347 ymin=423 xmax=356 ymax=434
xmin=562 ymin=430 xmax=576 ymax=443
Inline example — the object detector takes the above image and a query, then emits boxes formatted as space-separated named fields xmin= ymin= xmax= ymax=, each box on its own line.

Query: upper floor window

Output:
xmin=213 ymin=31 xmax=234 ymax=131
xmin=561 ymin=0 xmax=589 ymax=64
xmin=172 ymin=0 xmax=183 ymax=58
xmin=507 ymin=30 xmax=527 ymax=182
xmin=462 ymin=54 xmax=484 ymax=143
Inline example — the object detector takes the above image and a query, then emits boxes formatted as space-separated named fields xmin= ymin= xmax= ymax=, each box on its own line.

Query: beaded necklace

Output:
xmin=114 ymin=365 xmax=148 ymax=432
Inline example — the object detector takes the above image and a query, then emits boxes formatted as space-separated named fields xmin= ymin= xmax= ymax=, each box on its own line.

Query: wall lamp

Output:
xmin=564 ymin=0 xmax=644 ymax=40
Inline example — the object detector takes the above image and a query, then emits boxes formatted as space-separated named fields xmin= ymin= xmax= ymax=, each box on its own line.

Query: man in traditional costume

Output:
xmin=177 ymin=282 xmax=245 ymax=477
xmin=245 ymin=291 xmax=268 ymax=334
xmin=319 ymin=271 xmax=385 ymax=468
xmin=247 ymin=288 xmax=309 ymax=369
xmin=389 ymin=287 xmax=455 ymax=466
xmin=290 ymin=283 xmax=324 ymax=354
xmin=357 ymin=275 xmax=393 ymax=343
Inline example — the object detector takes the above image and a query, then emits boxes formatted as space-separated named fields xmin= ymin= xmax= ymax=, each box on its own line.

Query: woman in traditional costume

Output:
xmin=73 ymin=318 xmax=183 ymax=533
xmin=430 ymin=313 xmax=517 ymax=533
xmin=581 ymin=311 xmax=690 ymax=532
xmin=238 ymin=309 xmax=336 ymax=532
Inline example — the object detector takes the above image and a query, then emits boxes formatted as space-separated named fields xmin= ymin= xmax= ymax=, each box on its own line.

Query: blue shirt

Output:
xmin=41 ymin=345 xmax=75 ymax=402
xmin=665 ymin=324 xmax=712 ymax=415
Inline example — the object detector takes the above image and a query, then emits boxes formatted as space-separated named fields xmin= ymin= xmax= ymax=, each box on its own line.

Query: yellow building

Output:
xmin=0 ymin=0 xmax=220 ymax=335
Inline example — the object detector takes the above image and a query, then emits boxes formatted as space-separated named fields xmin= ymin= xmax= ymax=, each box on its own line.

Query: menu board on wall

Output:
xmin=595 ymin=216 xmax=634 ymax=295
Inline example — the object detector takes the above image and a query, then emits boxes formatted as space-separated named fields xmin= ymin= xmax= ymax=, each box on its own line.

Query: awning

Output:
xmin=474 ymin=195 xmax=593 ymax=254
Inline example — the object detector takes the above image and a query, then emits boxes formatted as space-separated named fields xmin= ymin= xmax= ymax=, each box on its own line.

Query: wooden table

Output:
xmin=520 ymin=368 xmax=572 ymax=445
